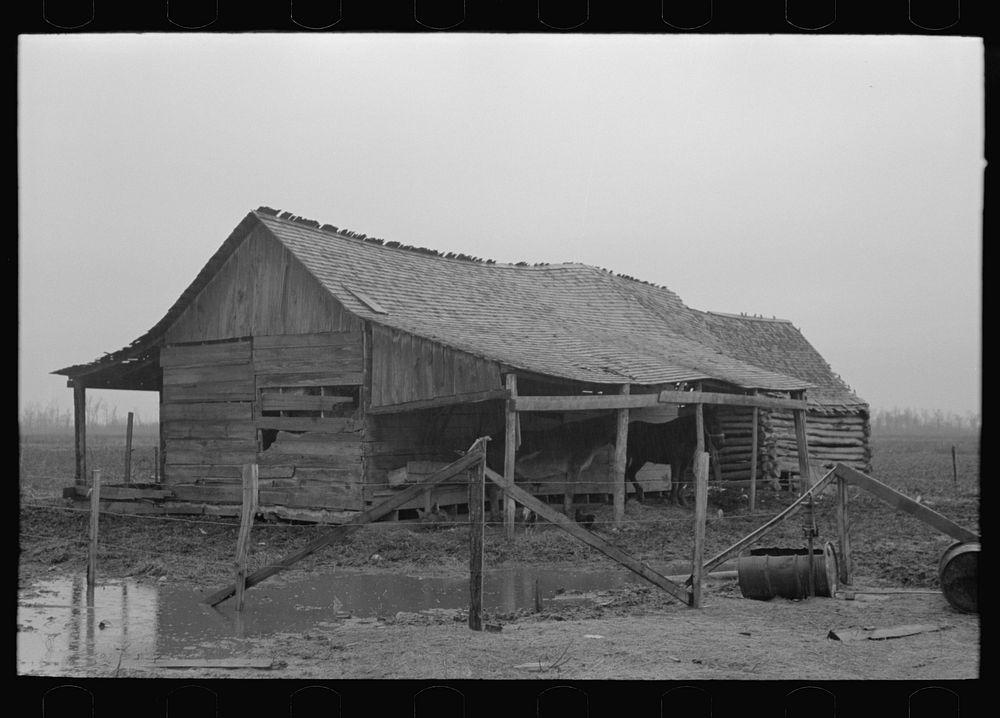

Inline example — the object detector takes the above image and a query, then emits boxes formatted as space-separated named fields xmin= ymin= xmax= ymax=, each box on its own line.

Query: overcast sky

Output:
xmin=18 ymin=34 xmax=982 ymax=423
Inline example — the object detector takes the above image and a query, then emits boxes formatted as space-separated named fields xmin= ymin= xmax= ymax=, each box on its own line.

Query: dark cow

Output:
xmin=625 ymin=412 xmax=725 ymax=506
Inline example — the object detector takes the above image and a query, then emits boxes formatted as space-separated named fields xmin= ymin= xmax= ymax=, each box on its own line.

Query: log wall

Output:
xmin=715 ymin=406 xmax=871 ymax=483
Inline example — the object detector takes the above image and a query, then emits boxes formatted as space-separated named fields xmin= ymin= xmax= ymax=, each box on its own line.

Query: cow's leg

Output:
xmin=677 ymin=455 xmax=693 ymax=507
xmin=626 ymin=460 xmax=644 ymax=503
xmin=488 ymin=483 xmax=503 ymax=524
xmin=669 ymin=458 xmax=686 ymax=506
xmin=563 ymin=469 xmax=577 ymax=518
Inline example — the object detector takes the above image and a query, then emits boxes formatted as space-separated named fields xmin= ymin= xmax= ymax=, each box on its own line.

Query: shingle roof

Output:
xmin=57 ymin=209 xmax=868 ymax=409
xmin=256 ymin=212 xmax=812 ymax=392
xmin=696 ymin=311 xmax=867 ymax=411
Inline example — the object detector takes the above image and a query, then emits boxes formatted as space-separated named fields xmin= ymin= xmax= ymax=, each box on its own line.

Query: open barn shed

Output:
xmin=55 ymin=207 xmax=870 ymax=522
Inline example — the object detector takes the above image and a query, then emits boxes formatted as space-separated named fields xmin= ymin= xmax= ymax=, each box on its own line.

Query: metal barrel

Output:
xmin=938 ymin=541 xmax=979 ymax=613
xmin=737 ymin=543 xmax=839 ymax=600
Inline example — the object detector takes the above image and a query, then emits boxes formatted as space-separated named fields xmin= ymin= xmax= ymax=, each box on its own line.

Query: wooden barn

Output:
xmin=55 ymin=207 xmax=870 ymax=522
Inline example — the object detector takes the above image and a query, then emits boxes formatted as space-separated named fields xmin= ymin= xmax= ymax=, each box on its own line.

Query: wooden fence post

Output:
xmin=836 ymin=474 xmax=853 ymax=586
xmin=87 ymin=469 xmax=102 ymax=598
xmin=235 ymin=464 xmax=259 ymax=613
xmin=74 ymin=383 xmax=87 ymax=488
xmin=123 ymin=412 xmax=134 ymax=485
xmin=613 ymin=384 xmax=630 ymax=527
xmin=691 ymin=403 xmax=708 ymax=608
xmin=469 ymin=458 xmax=485 ymax=631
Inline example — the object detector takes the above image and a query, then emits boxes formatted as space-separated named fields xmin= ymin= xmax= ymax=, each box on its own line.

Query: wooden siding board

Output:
xmin=160 ymin=341 xmax=252 ymax=368
xmin=295 ymin=467 xmax=364 ymax=483
xmin=257 ymin=453 xmax=362 ymax=468
xmin=253 ymin=344 xmax=363 ymax=370
xmin=163 ymin=420 xmax=257 ymax=440
xmin=165 ymin=438 xmax=258 ymax=467
xmin=253 ymin=332 xmax=363 ymax=350
xmin=161 ymin=402 xmax=253 ymax=422
xmin=162 ymin=364 xmax=253 ymax=386
xmin=163 ymin=383 xmax=256 ymax=403
xmin=370 ymin=325 xmax=502 ymax=408
xmin=253 ymin=416 xmax=362 ymax=433
xmin=259 ymin=394 xmax=356 ymax=412
xmin=255 ymin=371 xmax=365 ymax=388
xmin=164 ymin=464 xmax=245 ymax=481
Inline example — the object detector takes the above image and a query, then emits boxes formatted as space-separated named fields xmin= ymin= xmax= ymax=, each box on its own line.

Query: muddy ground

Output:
xmin=18 ymin=432 xmax=980 ymax=681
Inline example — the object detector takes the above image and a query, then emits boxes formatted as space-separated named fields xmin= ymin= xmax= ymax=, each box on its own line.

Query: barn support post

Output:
xmin=503 ymin=373 xmax=518 ymax=541
xmin=691 ymin=452 xmax=710 ymax=608
xmin=749 ymin=402 xmax=759 ymax=512
xmin=691 ymin=403 xmax=709 ymax=608
xmin=612 ymin=384 xmax=630 ymax=527
xmin=468 ymin=457 xmax=486 ymax=631
xmin=157 ymin=390 xmax=165 ymax=484
xmin=836 ymin=474 xmax=852 ymax=586
xmin=73 ymin=382 xmax=87 ymax=487
xmin=792 ymin=392 xmax=811 ymax=494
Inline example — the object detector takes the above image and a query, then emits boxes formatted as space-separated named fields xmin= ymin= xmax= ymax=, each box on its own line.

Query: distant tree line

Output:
xmin=870 ymin=407 xmax=980 ymax=435
xmin=19 ymin=398 xmax=158 ymax=434
xmin=20 ymin=398 xmax=980 ymax=437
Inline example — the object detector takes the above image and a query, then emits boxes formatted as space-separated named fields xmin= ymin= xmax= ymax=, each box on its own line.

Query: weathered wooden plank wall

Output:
xmin=165 ymin=226 xmax=362 ymax=345
xmin=252 ymin=331 xmax=366 ymax=510
xmin=161 ymin=340 xmax=257 ymax=483
xmin=369 ymin=325 xmax=502 ymax=408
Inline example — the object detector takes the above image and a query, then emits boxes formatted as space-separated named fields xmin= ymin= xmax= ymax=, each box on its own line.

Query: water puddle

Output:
xmin=18 ymin=564 xmax=674 ymax=675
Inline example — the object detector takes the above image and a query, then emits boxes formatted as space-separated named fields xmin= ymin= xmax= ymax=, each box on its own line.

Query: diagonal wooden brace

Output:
xmin=484 ymin=467 xmax=692 ymax=605
xmin=833 ymin=464 xmax=978 ymax=543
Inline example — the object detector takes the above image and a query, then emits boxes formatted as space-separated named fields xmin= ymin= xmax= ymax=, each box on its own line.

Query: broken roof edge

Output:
xmin=253 ymin=208 xmax=682 ymax=291
xmin=698 ymin=309 xmax=794 ymax=324
xmin=52 ymin=211 xmax=266 ymax=380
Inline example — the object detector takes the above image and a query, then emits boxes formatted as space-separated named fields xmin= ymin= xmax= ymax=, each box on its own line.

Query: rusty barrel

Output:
xmin=938 ymin=541 xmax=979 ymax=613
xmin=737 ymin=543 xmax=838 ymax=600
